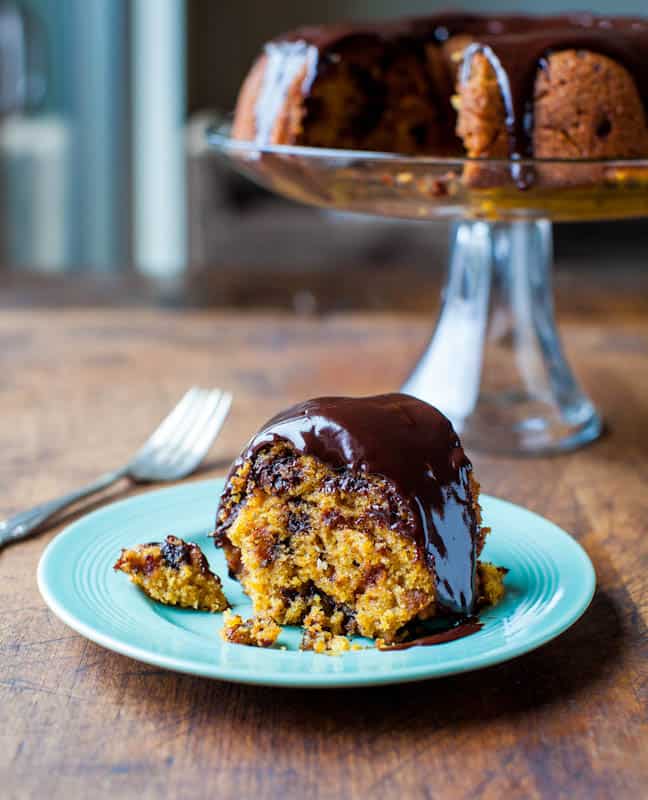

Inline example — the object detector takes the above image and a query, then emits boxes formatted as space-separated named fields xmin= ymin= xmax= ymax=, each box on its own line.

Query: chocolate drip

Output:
xmin=377 ymin=616 xmax=483 ymax=650
xmin=460 ymin=21 xmax=648 ymax=180
xmin=254 ymin=12 xmax=648 ymax=168
xmin=229 ymin=393 xmax=478 ymax=615
xmin=254 ymin=41 xmax=318 ymax=143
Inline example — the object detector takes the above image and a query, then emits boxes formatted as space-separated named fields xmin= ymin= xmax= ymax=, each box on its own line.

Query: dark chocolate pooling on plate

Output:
xmin=378 ymin=616 xmax=483 ymax=651
xmin=226 ymin=393 xmax=478 ymax=615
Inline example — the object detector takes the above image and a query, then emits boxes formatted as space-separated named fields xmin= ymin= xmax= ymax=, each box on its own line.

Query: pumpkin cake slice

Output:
xmin=114 ymin=535 xmax=229 ymax=612
xmin=213 ymin=393 xmax=503 ymax=645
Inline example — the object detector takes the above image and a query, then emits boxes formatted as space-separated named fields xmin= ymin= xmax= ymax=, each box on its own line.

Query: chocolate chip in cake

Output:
xmin=251 ymin=526 xmax=278 ymax=567
xmin=143 ymin=554 xmax=158 ymax=575
xmin=160 ymin=536 xmax=191 ymax=570
xmin=596 ymin=117 xmax=612 ymax=138
xmin=409 ymin=122 xmax=428 ymax=147
xmin=324 ymin=471 xmax=371 ymax=495
xmin=322 ymin=509 xmax=349 ymax=529
xmin=254 ymin=450 xmax=303 ymax=494
xmin=287 ymin=510 xmax=310 ymax=534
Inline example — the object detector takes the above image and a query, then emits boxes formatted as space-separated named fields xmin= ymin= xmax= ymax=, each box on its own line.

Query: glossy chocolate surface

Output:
xmin=254 ymin=12 xmax=648 ymax=163
xmin=233 ymin=393 xmax=478 ymax=615
xmin=458 ymin=16 xmax=648 ymax=170
xmin=378 ymin=616 xmax=483 ymax=650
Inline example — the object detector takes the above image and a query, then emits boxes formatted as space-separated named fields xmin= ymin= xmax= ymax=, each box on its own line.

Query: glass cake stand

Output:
xmin=208 ymin=123 xmax=648 ymax=455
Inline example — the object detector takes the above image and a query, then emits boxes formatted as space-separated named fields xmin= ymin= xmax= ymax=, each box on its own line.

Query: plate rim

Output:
xmin=37 ymin=479 xmax=596 ymax=688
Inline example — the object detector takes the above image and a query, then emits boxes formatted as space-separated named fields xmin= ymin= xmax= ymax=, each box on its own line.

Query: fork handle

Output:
xmin=0 ymin=467 xmax=128 ymax=548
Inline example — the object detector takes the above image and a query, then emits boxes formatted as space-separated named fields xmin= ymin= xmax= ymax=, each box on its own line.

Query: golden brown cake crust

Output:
xmin=456 ymin=48 xmax=648 ymax=186
xmin=231 ymin=54 xmax=268 ymax=142
xmin=455 ymin=49 xmax=508 ymax=160
xmin=455 ymin=48 xmax=648 ymax=160
xmin=533 ymin=50 xmax=648 ymax=159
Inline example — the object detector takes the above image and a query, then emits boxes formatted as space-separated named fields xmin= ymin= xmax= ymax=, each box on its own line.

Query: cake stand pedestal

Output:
xmin=402 ymin=219 xmax=601 ymax=453
xmin=209 ymin=124 xmax=648 ymax=454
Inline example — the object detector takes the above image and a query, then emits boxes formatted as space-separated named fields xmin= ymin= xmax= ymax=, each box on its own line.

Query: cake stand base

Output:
xmin=401 ymin=219 xmax=602 ymax=455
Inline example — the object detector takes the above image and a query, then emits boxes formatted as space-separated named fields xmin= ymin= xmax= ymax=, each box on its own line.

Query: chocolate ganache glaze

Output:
xmin=378 ymin=617 xmax=484 ymax=651
xmin=253 ymin=12 xmax=648 ymax=168
xmin=457 ymin=15 xmax=648 ymax=175
xmin=219 ymin=393 xmax=479 ymax=615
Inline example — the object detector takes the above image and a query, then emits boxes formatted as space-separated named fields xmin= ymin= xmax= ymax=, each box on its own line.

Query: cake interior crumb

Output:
xmin=221 ymin=610 xmax=282 ymax=648
xmin=300 ymin=606 xmax=352 ymax=655
xmin=114 ymin=536 xmax=229 ymax=612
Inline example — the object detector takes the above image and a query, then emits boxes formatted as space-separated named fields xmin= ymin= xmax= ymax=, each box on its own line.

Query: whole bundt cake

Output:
xmin=232 ymin=12 xmax=648 ymax=173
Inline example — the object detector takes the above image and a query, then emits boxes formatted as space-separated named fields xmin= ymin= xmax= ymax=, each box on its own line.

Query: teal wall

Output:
xmin=18 ymin=0 xmax=66 ymax=113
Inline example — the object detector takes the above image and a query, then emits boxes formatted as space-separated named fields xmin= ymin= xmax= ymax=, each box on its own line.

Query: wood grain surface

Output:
xmin=1 ymin=302 xmax=647 ymax=800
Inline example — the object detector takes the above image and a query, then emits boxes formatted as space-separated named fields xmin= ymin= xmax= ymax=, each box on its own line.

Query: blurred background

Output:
xmin=1 ymin=0 xmax=646 ymax=311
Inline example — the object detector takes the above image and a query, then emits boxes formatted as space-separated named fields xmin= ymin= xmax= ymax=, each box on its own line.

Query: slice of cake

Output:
xmin=213 ymin=393 xmax=502 ymax=644
xmin=114 ymin=535 xmax=229 ymax=612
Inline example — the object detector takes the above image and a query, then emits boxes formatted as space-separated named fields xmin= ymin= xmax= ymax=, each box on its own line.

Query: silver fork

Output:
xmin=0 ymin=387 xmax=232 ymax=548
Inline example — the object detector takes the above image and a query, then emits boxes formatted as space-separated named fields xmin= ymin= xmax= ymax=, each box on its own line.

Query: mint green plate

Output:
xmin=37 ymin=479 xmax=595 ymax=688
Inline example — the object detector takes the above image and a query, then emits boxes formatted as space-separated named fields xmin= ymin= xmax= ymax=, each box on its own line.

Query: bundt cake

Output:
xmin=213 ymin=393 xmax=504 ymax=645
xmin=114 ymin=535 xmax=229 ymax=612
xmin=232 ymin=12 xmax=648 ymax=180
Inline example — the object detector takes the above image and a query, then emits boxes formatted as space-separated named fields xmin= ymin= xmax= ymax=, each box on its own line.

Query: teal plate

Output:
xmin=37 ymin=479 xmax=595 ymax=688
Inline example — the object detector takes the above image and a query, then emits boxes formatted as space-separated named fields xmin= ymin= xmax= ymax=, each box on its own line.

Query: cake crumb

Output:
xmin=221 ymin=611 xmax=281 ymax=648
xmin=300 ymin=607 xmax=352 ymax=655
xmin=114 ymin=536 xmax=228 ymax=612
xmin=477 ymin=561 xmax=507 ymax=607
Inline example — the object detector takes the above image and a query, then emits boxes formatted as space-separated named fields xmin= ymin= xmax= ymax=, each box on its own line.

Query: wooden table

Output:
xmin=1 ymin=300 xmax=647 ymax=799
